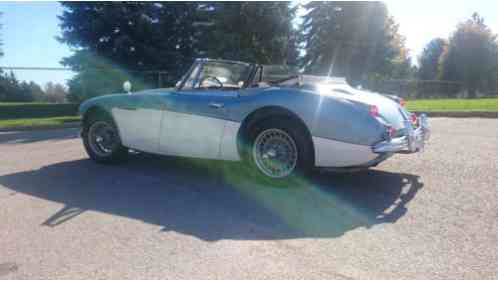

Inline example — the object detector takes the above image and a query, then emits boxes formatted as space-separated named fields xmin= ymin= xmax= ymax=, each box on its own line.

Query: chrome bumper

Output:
xmin=372 ymin=114 xmax=430 ymax=154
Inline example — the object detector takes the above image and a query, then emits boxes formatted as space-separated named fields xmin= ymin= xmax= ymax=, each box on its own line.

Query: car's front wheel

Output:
xmin=82 ymin=113 xmax=128 ymax=163
xmin=248 ymin=117 xmax=313 ymax=182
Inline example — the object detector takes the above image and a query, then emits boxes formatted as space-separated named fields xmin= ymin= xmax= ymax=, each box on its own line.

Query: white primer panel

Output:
xmin=313 ymin=136 xmax=378 ymax=167
xmin=220 ymin=121 xmax=241 ymax=161
xmin=159 ymin=111 xmax=226 ymax=159
xmin=112 ymin=108 xmax=162 ymax=153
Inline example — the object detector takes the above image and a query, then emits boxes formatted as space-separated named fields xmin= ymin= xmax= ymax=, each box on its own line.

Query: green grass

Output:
xmin=0 ymin=116 xmax=81 ymax=128
xmin=406 ymin=98 xmax=498 ymax=112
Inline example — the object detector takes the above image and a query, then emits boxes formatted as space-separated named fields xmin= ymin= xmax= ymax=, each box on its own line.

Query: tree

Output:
xmin=0 ymin=70 xmax=52 ymax=103
xmin=58 ymin=3 xmax=195 ymax=74
xmin=299 ymin=1 xmax=413 ymax=84
xmin=198 ymin=2 xmax=298 ymax=64
xmin=0 ymin=73 xmax=9 ymax=101
xmin=28 ymin=81 xmax=45 ymax=101
xmin=63 ymin=50 xmax=154 ymax=103
xmin=439 ymin=13 xmax=498 ymax=97
xmin=44 ymin=82 xmax=67 ymax=103
xmin=0 ymin=71 xmax=21 ymax=102
xmin=0 ymin=72 xmax=37 ymax=102
xmin=58 ymin=2 xmax=202 ymax=102
xmin=58 ymin=2 xmax=299 ymax=102
xmin=17 ymin=81 xmax=35 ymax=102
xmin=418 ymin=38 xmax=447 ymax=80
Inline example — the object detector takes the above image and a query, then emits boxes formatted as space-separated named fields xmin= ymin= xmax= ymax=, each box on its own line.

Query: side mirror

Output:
xmin=123 ymin=81 xmax=132 ymax=94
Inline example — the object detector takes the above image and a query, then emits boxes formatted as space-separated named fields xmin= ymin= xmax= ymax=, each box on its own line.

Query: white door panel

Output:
xmin=159 ymin=110 xmax=225 ymax=159
xmin=112 ymin=108 xmax=162 ymax=153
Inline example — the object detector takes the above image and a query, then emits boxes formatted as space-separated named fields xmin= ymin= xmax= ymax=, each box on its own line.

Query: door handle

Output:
xmin=208 ymin=102 xmax=224 ymax=109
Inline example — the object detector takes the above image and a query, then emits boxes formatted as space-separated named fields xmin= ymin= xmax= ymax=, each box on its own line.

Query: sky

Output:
xmin=386 ymin=0 xmax=498 ymax=61
xmin=1 ymin=1 xmax=498 ymax=86
xmin=0 ymin=2 xmax=75 ymax=86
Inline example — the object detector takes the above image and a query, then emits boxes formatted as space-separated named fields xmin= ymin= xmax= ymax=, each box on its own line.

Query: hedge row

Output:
xmin=0 ymin=103 xmax=79 ymax=119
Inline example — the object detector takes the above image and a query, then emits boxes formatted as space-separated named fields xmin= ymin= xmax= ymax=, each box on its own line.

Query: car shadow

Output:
xmin=0 ymin=153 xmax=423 ymax=241
xmin=0 ymin=128 xmax=79 ymax=145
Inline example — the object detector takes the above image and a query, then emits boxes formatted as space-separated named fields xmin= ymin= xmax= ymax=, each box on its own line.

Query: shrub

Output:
xmin=0 ymin=103 xmax=79 ymax=120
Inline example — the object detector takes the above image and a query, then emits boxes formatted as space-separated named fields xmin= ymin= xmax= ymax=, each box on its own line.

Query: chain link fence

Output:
xmin=361 ymin=79 xmax=465 ymax=99
xmin=0 ymin=66 xmax=176 ymax=103
xmin=3 ymin=66 xmax=496 ymax=101
xmin=362 ymin=79 xmax=498 ymax=99
xmin=1 ymin=66 xmax=174 ymax=88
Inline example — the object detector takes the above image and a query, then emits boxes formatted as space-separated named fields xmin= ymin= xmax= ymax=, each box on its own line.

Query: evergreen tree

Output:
xmin=58 ymin=2 xmax=299 ymax=102
xmin=198 ymin=2 xmax=298 ymax=64
xmin=299 ymin=1 xmax=412 ymax=84
xmin=418 ymin=38 xmax=447 ymax=80
xmin=0 ymin=72 xmax=41 ymax=102
xmin=439 ymin=13 xmax=498 ymax=97
xmin=58 ymin=2 xmax=202 ymax=101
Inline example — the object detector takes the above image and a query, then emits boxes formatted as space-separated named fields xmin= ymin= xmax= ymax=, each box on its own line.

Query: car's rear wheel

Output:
xmin=247 ymin=117 xmax=313 ymax=183
xmin=82 ymin=112 xmax=128 ymax=163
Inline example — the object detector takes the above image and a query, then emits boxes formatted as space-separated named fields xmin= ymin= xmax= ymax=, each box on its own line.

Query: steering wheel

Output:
xmin=199 ymin=76 xmax=223 ymax=89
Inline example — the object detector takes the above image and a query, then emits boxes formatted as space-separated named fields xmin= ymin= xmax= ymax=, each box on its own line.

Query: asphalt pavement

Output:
xmin=1 ymin=118 xmax=497 ymax=279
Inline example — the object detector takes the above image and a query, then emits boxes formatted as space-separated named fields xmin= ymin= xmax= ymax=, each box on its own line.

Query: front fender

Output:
xmin=79 ymin=93 xmax=132 ymax=117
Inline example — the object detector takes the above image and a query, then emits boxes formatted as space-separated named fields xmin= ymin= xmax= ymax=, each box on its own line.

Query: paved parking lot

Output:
xmin=1 ymin=118 xmax=497 ymax=279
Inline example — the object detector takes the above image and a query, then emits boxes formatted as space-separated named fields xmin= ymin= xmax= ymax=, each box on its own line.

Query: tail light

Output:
xmin=384 ymin=125 xmax=395 ymax=140
xmin=410 ymin=113 xmax=418 ymax=125
xmin=368 ymin=105 xmax=379 ymax=117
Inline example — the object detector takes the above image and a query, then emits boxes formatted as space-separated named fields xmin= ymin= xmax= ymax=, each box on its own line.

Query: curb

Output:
xmin=0 ymin=122 xmax=81 ymax=132
xmin=413 ymin=111 xmax=498 ymax=118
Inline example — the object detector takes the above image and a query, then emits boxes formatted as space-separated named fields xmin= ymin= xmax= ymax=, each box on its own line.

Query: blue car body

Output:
xmin=80 ymin=58 xmax=429 ymax=169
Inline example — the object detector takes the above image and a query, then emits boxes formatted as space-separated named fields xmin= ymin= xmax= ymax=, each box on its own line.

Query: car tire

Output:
xmin=245 ymin=117 xmax=313 ymax=184
xmin=82 ymin=111 xmax=128 ymax=164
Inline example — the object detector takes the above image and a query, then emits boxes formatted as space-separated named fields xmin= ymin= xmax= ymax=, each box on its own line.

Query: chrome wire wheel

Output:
xmin=87 ymin=121 xmax=118 ymax=157
xmin=252 ymin=128 xmax=298 ymax=178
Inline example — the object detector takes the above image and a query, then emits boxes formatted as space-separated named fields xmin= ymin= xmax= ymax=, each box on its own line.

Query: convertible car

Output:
xmin=79 ymin=58 xmax=429 ymax=180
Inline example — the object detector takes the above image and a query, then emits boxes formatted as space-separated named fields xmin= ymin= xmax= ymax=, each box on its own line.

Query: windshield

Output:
xmin=186 ymin=61 xmax=252 ymax=90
